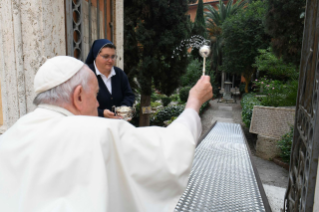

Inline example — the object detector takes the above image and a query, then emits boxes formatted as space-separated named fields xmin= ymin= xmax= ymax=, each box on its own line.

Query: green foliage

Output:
xmin=277 ymin=126 xmax=294 ymax=163
xmin=204 ymin=0 xmax=248 ymax=71
xmin=180 ymin=58 xmax=215 ymax=87
xmin=253 ymin=48 xmax=299 ymax=81
xmin=151 ymin=101 xmax=161 ymax=108
xmin=151 ymin=105 xmax=185 ymax=126
xmin=161 ymin=97 xmax=172 ymax=107
xmin=124 ymin=0 xmax=191 ymax=96
xmin=265 ymin=0 xmax=305 ymax=66
xmin=179 ymin=86 xmax=192 ymax=103
xmin=221 ymin=0 xmax=270 ymax=78
xmin=255 ymin=77 xmax=298 ymax=106
xmin=191 ymin=0 xmax=207 ymax=59
xmin=165 ymin=116 xmax=178 ymax=126
xmin=170 ymin=93 xmax=180 ymax=102
xmin=241 ymin=93 xmax=261 ymax=128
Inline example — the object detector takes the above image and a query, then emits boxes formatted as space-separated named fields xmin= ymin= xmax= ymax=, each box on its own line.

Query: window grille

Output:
xmin=65 ymin=0 xmax=113 ymax=61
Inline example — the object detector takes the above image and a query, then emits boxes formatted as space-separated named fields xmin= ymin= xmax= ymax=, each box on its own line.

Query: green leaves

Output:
xmin=221 ymin=0 xmax=270 ymax=76
xmin=277 ymin=126 xmax=294 ymax=163
xmin=124 ymin=0 xmax=190 ymax=96
xmin=253 ymin=48 xmax=299 ymax=81
xmin=265 ymin=0 xmax=305 ymax=66
xmin=241 ymin=93 xmax=261 ymax=128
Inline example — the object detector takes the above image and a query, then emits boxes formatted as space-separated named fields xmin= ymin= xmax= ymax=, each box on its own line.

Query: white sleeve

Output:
xmin=169 ymin=108 xmax=202 ymax=143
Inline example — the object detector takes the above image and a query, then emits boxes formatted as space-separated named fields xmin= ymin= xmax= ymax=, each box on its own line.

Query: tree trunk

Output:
xmin=243 ymin=73 xmax=252 ymax=93
xmin=245 ymin=81 xmax=249 ymax=93
xmin=139 ymin=94 xmax=151 ymax=126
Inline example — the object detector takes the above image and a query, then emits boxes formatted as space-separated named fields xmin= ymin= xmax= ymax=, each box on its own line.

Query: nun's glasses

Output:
xmin=99 ymin=54 xmax=118 ymax=61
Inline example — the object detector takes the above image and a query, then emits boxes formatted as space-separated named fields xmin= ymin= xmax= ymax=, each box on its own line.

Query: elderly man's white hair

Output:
xmin=33 ymin=65 xmax=92 ymax=106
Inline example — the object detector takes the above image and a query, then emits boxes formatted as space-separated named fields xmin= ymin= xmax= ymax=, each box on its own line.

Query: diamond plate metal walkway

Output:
xmin=175 ymin=122 xmax=271 ymax=212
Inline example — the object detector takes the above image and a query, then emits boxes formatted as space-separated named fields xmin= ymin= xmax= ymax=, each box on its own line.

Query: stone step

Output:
xmin=218 ymin=106 xmax=233 ymax=111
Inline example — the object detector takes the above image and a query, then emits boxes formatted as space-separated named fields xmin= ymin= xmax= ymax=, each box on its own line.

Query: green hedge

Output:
xmin=241 ymin=93 xmax=261 ymax=128
xmin=151 ymin=105 xmax=185 ymax=126
xmin=277 ymin=126 xmax=293 ymax=163
xmin=161 ymin=97 xmax=171 ymax=106
xmin=179 ymin=86 xmax=191 ymax=103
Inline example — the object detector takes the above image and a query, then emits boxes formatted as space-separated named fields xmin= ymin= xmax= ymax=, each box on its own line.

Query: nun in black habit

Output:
xmin=85 ymin=39 xmax=135 ymax=118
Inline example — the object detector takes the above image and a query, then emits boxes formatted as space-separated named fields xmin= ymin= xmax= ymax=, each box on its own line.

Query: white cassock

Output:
xmin=0 ymin=104 xmax=201 ymax=212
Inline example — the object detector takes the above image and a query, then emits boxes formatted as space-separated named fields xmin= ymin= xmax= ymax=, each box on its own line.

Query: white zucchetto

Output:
xmin=34 ymin=56 xmax=84 ymax=95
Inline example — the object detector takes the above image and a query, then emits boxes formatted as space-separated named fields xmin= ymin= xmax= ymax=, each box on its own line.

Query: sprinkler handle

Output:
xmin=202 ymin=57 xmax=206 ymax=76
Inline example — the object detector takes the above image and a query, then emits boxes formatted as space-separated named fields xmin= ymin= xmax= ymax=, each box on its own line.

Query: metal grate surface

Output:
xmin=175 ymin=122 xmax=266 ymax=212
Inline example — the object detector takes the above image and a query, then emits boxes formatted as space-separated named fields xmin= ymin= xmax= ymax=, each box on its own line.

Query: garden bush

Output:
xmin=151 ymin=101 xmax=162 ymax=108
xmin=151 ymin=105 xmax=185 ymax=126
xmin=255 ymin=78 xmax=298 ymax=107
xmin=241 ymin=93 xmax=261 ymax=128
xmin=180 ymin=58 xmax=215 ymax=87
xmin=161 ymin=96 xmax=172 ymax=107
xmin=179 ymin=86 xmax=192 ymax=103
xmin=277 ymin=126 xmax=294 ymax=163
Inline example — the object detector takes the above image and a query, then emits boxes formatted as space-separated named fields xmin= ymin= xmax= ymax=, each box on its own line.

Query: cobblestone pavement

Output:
xmin=200 ymin=99 xmax=289 ymax=188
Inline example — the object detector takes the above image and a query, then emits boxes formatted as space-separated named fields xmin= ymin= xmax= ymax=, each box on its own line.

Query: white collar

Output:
xmin=94 ymin=61 xmax=116 ymax=79
xmin=38 ymin=104 xmax=74 ymax=116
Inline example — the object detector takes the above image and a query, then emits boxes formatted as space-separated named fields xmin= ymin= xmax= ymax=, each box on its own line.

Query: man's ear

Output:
xmin=73 ymin=85 xmax=84 ymax=111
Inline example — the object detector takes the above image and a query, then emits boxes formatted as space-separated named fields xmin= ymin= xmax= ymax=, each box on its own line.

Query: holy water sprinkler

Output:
xmin=199 ymin=45 xmax=211 ymax=76
xmin=171 ymin=35 xmax=211 ymax=77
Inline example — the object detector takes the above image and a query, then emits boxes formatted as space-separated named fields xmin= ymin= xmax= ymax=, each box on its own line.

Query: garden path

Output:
xmin=200 ymin=99 xmax=289 ymax=212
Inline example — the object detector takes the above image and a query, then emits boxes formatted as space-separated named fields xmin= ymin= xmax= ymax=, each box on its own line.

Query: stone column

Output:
xmin=314 ymin=160 xmax=319 ymax=211
xmin=0 ymin=0 xmax=66 ymax=130
xmin=221 ymin=71 xmax=225 ymax=89
xmin=115 ymin=0 xmax=124 ymax=70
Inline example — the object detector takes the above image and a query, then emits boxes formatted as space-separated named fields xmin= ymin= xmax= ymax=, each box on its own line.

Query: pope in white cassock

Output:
xmin=0 ymin=56 xmax=213 ymax=212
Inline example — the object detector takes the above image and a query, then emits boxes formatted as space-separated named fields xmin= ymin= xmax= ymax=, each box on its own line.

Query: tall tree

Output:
xmin=124 ymin=0 xmax=190 ymax=126
xmin=204 ymin=0 xmax=248 ymax=86
xmin=191 ymin=0 xmax=207 ymax=59
xmin=221 ymin=0 xmax=271 ymax=92
xmin=265 ymin=0 xmax=306 ymax=66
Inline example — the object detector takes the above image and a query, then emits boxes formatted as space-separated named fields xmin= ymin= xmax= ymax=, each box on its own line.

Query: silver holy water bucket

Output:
xmin=112 ymin=106 xmax=135 ymax=121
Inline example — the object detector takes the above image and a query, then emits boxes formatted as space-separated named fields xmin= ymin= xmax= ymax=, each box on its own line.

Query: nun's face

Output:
xmin=95 ymin=47 xmax=116 ymax=74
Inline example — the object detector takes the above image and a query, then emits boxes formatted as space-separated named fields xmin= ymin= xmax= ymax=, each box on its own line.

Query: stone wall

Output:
xmin=250 ymin=106 xmax=295 ymax=138
xmin=0 ymin=0 xmax=66 ymax=130
xmin=115 ymin=0 xmax=124 ymax=70
xmin=250 ymin=106 xmax=295 ymax=160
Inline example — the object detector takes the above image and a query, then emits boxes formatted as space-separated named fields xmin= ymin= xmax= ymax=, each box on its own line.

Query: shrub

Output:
xmin=179 ymin=86 xmax=191 ymax=103
xmin=255 ymin=77 xmax=298 ymax=107
xmin=151 ymin=105 xmax=185 ymax=126
xmin=151 ymin=101 xmax=162 ymax=108
xmin=161 ymin=96 xmax=171 ymax=106
xmin=180 ymin=58 xmax=215 ymax=87
xmin=241 ymin=93 xmax=261 ymax=128
xmin=170 ymin=93 xmax=180 ymax=102
xmin=277 ymin=126 xmax=294 ymax=163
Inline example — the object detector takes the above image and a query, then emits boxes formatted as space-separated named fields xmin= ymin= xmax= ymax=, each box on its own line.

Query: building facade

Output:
xmin=0 ymin=0 xmax=124 ymax=131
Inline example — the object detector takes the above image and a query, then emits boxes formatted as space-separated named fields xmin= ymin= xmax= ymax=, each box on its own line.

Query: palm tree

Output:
xmin=204 ymin=0 xmax=248 ymax=88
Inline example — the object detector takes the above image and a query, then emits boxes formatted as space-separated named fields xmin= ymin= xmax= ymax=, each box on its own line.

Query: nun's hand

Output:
xmin=103 ymin=109 xmax=122 ymax=119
